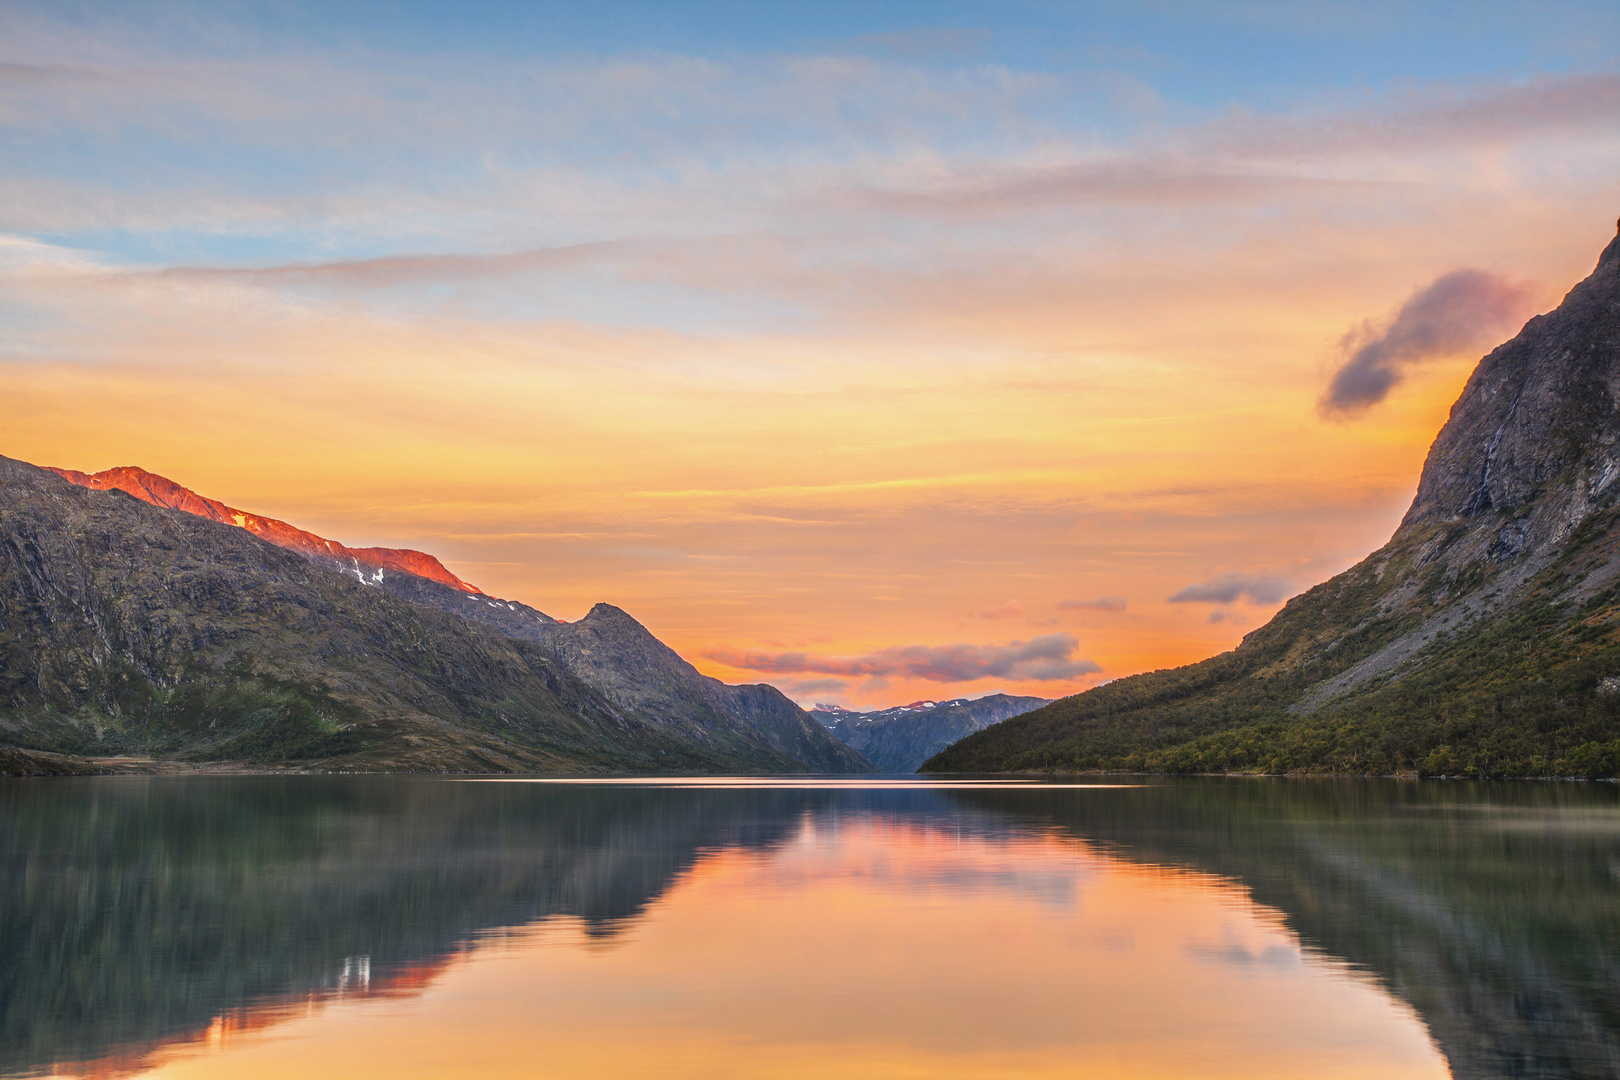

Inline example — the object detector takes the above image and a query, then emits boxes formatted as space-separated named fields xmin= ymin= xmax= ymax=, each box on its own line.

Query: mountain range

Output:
xmin=810 ymin=695 xmax=1048 ymax=772
xmin=0 ymin=460 xmax=871 ymax=774
xmin=927 ymin=219 xmax=1620 ymax=779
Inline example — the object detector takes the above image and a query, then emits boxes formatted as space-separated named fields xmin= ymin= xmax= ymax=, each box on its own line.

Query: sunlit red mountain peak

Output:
xmin=46 ymin=465 xmax=481 ymax=594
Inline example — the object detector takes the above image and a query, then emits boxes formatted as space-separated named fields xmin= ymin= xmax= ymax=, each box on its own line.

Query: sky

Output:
xmin=3 ymin=1 xmax=1619 ymax=709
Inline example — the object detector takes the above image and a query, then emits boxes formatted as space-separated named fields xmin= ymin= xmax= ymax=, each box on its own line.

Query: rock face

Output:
xmin=0 ymin=459 xmax=871 ymax=773
xmin=927 ymin=219 xmax=1620 ymax=778
xmin=812 ymin=695 xmax=1048 ymax=772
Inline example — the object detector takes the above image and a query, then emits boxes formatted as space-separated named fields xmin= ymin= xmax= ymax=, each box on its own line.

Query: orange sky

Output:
xmin=3 ymin=6 xmax=1619 ymax=706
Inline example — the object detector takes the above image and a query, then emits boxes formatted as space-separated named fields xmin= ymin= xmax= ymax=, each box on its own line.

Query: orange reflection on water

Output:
xmin=90 ymin=817 xmax=1448 ymax=1079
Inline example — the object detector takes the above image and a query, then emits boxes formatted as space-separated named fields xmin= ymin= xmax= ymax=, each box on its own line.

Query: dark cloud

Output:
xmin=1168 ymin=573 xmax=1289 ymax=606
xmin=1319 ymin=269 xmax=1535 ymax=415
xmin=703 ymin=634 xmax=1100 ymax=684
xmin=1059 ymin=596 xmax=1127 ymax=613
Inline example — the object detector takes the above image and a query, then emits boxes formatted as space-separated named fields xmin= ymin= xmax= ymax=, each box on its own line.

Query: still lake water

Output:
xmin=2 ymin=776 xmax=1617 ymax=1079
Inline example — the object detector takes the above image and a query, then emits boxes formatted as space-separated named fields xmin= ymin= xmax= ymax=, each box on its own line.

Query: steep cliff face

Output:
xmin=927 ymin=220 xmax=1620 ymax=778
xmin=1404 ymin=225 xmax=1620 ymax=544
xmin=0 ymin=460 xmax=860 ymax=773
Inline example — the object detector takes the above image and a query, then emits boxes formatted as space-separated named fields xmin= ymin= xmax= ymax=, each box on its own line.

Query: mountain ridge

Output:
xmin=811 ymin=695 xmax=1049 ymax=772
xmin=46 ymin=465 xmax=483 ymax=594
xmin=0 ymin=458 xmax=870 ymax=774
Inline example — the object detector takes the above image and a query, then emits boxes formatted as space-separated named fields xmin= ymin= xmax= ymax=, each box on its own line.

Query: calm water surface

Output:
xmin=3 ymin=776 xmax=1617 ymax=1079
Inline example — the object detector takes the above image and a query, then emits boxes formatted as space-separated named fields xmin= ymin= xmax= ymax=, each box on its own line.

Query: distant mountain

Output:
xmin=812 ymin=695 xmax=1048 ymax=772
xmin=0 ymin=458 xmax=871 ymax=774
xmin=927 ymin=219 xmax=1620 ymax=779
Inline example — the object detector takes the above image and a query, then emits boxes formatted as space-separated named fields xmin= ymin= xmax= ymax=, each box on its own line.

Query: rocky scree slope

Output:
xmin=0 ymin=459 xmax=867 ymax=773
xmin=812 ymin=694 xmax=1048 ymax=772
xmin=927 ymin=220 xmax=1620 ymax=779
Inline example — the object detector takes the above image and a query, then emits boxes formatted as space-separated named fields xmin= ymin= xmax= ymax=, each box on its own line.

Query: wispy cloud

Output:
xmin=703 ymin=635 xmax=1100 ymax=683
xmin=1059 ymin=596 xmax=1127 ymax=612
xmin=971 ymin=599 xmax=1025 ymax=619
xmin=1319 ymin=269 xmax=1537 ymax=415
xmin=1168 ymin=573 xmax=1289 ymax=605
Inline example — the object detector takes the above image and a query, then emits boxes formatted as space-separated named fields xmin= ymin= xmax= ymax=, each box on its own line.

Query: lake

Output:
xmin=2 ymin=775 xmax=1616 ymax=1079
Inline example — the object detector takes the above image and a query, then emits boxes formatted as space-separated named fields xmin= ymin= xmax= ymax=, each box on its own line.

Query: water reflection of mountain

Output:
xmin=958 ymin=781 xmax=1620 ymax=1080
xmin=0 ymin=778 xmax=829 ymax=1076
xmin=2 ymin=778 xmax=1617 ymax=1079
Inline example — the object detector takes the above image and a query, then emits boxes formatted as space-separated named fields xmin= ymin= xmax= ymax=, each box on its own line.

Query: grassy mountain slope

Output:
xmin=926 ymin=221 xmax=1620 ymax=779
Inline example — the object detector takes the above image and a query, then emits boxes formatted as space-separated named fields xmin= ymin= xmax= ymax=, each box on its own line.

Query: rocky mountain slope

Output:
xmin=0 ymin=459 xmax=870 ymax=773
xmin=927 ymin=219 xmax=1620 ymax=779
xmin=535 ymin=603 xmax=868 ymax=773
xmin=812 ymin=695 xmax=1048 ymax=772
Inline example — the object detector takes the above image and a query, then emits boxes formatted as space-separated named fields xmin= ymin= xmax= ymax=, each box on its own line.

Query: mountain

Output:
xmin=46 ymin=465 xmax=481 ymax=593
xmin=44 ymin=465 xmax=582 ymax=647
xmin=811 ymin=695 xmax=1048 ymax=772
xmin=0 ymin=458 xmax=871 ymax=773
xmin=927 ymin=218 xmax=1620 ymax=779
xmin=535 ymin=604 xmax=869 ymax=773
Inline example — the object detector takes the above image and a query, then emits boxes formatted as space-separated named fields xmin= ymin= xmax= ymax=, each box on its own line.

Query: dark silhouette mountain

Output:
xmin=928 ymin=219 xmax=1620 ymax=778
xmin=0 ymin=458 xmax=870 ymax=773
xmin=811 ymin=694 xmax=1048 ymax=772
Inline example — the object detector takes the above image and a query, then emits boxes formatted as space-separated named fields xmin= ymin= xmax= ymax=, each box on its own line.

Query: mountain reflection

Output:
xmin=2 ymin=777 xmax=1616 ymax=1079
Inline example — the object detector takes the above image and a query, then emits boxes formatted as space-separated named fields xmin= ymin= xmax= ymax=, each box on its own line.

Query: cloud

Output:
xmin=1209 ymin=608 xmax=1231 ymax=624
xmin=1169 ymin=573 xmax=1289 ymax=605
xmin=971 ymin=599 xmax=1025 ymax=619
xmin=703 ymin=634 xmax=1100 ymax=683
xmin=1319 ymin=269 xmax=1537 ymax=415
xmin=1059 ymin=596 xmax=1127 ymax=613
